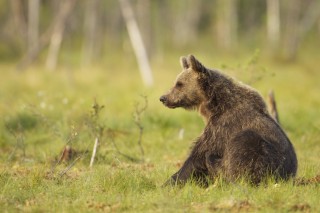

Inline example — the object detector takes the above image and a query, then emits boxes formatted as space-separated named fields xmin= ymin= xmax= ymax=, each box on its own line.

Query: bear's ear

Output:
xmin=180 ymin=56 xmax=189 ymax=69
xmin=187 ymin=55 xmax=205 ymax=73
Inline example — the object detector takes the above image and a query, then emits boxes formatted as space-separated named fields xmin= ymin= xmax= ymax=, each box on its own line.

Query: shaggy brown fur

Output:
xmin=160 ymin=55 xmax=297 ymax=186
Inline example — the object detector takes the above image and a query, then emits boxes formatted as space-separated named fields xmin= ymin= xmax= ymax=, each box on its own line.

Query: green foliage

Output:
xmin=5 ymin=112 xmax=38 ymax=132
xmin=0 ymin=51 xmax=319 ymax=212
xmin=86 ymin=98 xmax=105 ymax=138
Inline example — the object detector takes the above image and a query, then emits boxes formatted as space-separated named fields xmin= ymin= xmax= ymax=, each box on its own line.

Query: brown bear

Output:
xmin=160 ymin=55 xmax=297 ymax=186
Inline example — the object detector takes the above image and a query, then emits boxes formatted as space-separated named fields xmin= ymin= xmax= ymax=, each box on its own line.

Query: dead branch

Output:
xmin=50 ymin=126 xmax=78 ymax=174
xmin=59 ymin=145 xmax=75 ymax=162
xmin=57 ymin=149 xmax=88 ymax=178
xmin=267 ymin=90 xmax=280 ymax=124
xmin=133 ymin=95 xmax=148 ymax=158
xmin=86 ymin=99 xmax=105 ymax=167
xmin=294 ymin=175 xmax=320 ymax=186
xmin=109 ymin=130 xmax=142 ymax=163
xmin=58 ymin=155 xmax=82 ymax=178
xmin=89 ymin=137 xmax=99 ymax=168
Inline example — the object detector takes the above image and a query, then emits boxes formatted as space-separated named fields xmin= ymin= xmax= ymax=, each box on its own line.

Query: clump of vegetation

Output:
xmin=4 ymin=112 xmax=39 ymax=160
xmin=5 ymin=112 xmax=38 ymax=132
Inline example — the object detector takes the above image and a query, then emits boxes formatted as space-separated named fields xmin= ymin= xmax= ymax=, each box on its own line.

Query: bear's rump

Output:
xmin=222 ymin=129 xmax=286 ymax=184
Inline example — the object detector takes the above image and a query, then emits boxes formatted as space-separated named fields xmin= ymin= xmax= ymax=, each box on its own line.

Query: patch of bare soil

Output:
xmin=289 ymin=203 xmax=311 ymax=212
xmin=294 ymin=175 xmax=320 ymax=186
xmin=209 ymin=200 xmax=255 ymax=212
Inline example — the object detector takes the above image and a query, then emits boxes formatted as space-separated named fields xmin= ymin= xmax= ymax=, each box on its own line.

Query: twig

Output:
xmin=267 ymin=90 xmax=280 ymax=124
xmin=136 ymin=122 xmax=144 ymax=156
xmin=133 ymin=95 xmax=148 ymax=158
xmin=51 ymin=144 xmax=69 ymax=174
xmin=50 ymin=126 xmax=78 ymax=174
xmin=89 ymin=137 xmax=99 ymax=168
xmin=109 ymin=131 xmax=142 ymax=163
xmin=87 ymin=99 xmax=104 ymax=167
xmin=55 ymin=146 xmax=68 ymax=166
xmin=58 ymin=155 xmax=82 ymax=178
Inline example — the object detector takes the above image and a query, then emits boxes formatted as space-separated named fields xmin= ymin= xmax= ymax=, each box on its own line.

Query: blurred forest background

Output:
xmin=1 ymin=0 xmax=320 ymax=79
xmin=1 ymin=1 xmax=320 ymax=211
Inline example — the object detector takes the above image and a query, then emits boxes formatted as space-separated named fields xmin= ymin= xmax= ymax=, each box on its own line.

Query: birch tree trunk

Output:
xmin=172 ymin=0 xmax=202 ymax=46
xmin=215 ymin=0 xmax=238 ymax=49
xmin=17 ymin=0 xmax=76 ymax=70
xmin=10 ymin=0 xmax=27 ymax=52
xmin=28 ymin=0 xmax=39 ymax=58
xmin=282 ymin=0 xmax=320 ymax=60
xmin=266 ymin=0 xmax=280 ymax=50
xmin=136 ymin=0 xmax=152 ymax=57
xmin=46 ymin=0 xmax=77 ymax=71
xmin=82 ymin=0 xmax=99 ymax=67
xmin=118 ymin=0 xmax=153 ymax=87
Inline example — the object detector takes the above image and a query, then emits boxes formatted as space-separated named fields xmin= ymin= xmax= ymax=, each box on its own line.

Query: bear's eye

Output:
xmin=176 ymin=81 xmax=183 ymax=88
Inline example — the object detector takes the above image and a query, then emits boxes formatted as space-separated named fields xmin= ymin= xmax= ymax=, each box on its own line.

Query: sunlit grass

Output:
xmin=0 ymin=50 xmax=319 ymax=212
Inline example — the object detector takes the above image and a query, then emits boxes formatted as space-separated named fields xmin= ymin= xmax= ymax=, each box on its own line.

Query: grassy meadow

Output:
xmin=0 ymin=49 xmax=319 ymax=212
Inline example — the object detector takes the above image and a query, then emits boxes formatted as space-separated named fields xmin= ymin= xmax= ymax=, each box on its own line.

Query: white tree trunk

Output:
xmin=118 ymin=0 xmax=153 ymax=87
xmin=46 ymin=0 xmax=77 ymax=71
xmin=11 ymin=0 xmax=27 ymax=45
xmin=298 ymin=0 xmax=320 ymax=38
xmin=89 ymin=137 xmax=99 ymax=168
xmin=267 ymin=0 xmax=280 ymax=49
xmin=28 ymin=0 xmax=39 ymax=56
xmin=282 ymin=0 xmax=320 ymax=60
xmin=46 ymin=30 xmax=63 ymax=71
xmin=215 ymin=0 xmax=238 ymax=49
xmin=82 ymin=0 xmax=99 ymax=67
xmin=173 ymin=0 xmax=202 ymax=46
xmin=136 ymin=0 xmax=152 ymax=56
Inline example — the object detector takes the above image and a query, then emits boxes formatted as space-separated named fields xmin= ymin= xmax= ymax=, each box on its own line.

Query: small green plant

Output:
xmin=5 ymin=112 xmax=38 ymax=132
xmin=108 ymin=96 xmax=148 ymax=163
xmin=222 ymin=49 xmax=274 ymax=86
xmin=6 ymin=126 xmax=25 ymax=161
xmin=88 ymin=98 xmax=105 ymax=139
xmin=243 ymin=49 xmax=268 ymax=85
xmin=87 ymin=99 xmax=105 ymax=168
xmin=4 ymin=112 xmax=39 ymax=160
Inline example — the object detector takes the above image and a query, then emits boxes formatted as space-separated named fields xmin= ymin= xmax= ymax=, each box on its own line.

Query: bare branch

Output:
xmin=50 ymin=126 xmax=78 ymax=174
xmin=109 ymin=130 xmax=142 ymax=163
xmin=267 ymin=90 xmax=280 ymax=124
xmin=58 ymin=149 xmax=88 ymax=178
xmin=89 ymin=137 xmax=99 ymax=168
xmin=133 ymin=95 xmax=148 ymax=158
xmin=58 ymin=155 xmax=82 ymax=178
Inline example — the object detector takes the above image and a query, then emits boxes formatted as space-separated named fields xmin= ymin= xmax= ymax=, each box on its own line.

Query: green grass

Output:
xmin=0 ymin=51 xmax=319 ymax=212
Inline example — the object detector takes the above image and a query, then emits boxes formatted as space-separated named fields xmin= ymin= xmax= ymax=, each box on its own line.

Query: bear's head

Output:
xmin=160 ymin=55 xmax=208 ymax=111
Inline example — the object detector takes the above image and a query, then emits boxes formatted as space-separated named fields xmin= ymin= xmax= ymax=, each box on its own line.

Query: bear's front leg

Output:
xmin=163 ymin=156 xmax=208 ymax=187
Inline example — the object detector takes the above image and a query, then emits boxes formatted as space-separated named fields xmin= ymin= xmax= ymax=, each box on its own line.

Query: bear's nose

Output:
xmin=160 ymin=95 xmax=166 ymax=103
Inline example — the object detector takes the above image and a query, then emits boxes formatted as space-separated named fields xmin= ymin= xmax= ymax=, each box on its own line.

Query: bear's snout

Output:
xmin=159 ymin=95 xmax=167 ymax=103
xmin=160 ymin=95 xmax=177 ymax=109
